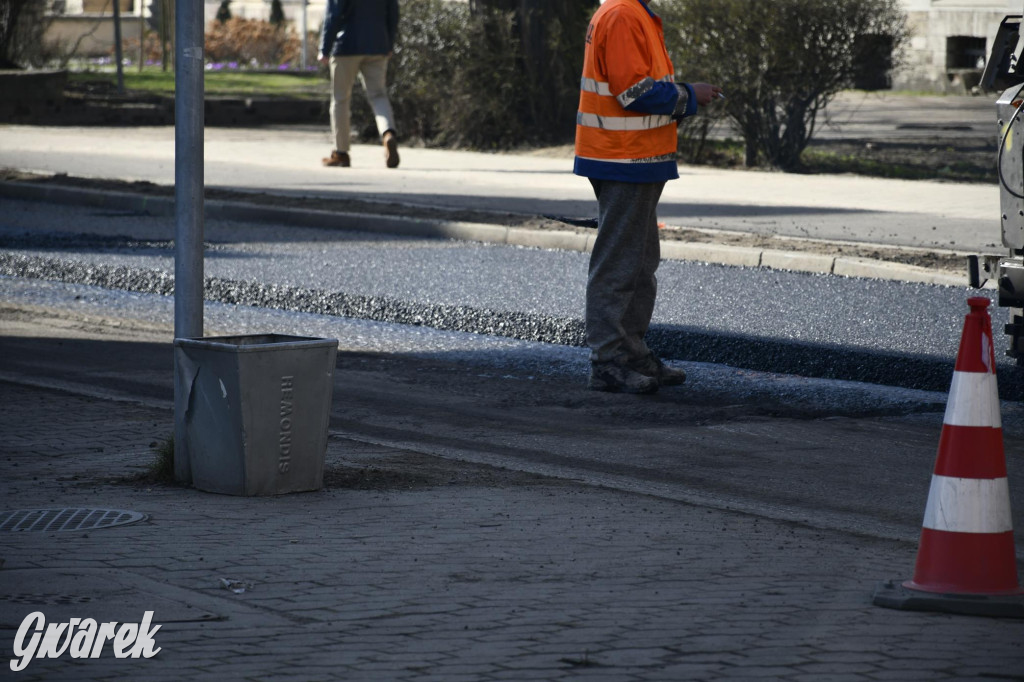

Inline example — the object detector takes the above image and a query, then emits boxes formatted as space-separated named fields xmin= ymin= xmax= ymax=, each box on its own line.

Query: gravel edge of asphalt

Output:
xmin=4 ymin=249 xmax=1016 ymax=397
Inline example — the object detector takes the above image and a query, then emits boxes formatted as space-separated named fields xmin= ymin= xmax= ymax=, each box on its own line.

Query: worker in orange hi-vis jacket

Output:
xmin=574 ymin=0 xmax=722 ymax=394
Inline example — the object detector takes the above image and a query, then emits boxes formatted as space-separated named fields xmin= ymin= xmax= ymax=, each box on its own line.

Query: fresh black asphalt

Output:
xmin=0 ymin=197 xmax=1016 ymax=397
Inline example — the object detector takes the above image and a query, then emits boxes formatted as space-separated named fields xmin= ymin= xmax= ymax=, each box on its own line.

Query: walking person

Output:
xmin=575 ymin=0 xmax=722 ymax=394
xmin=318 ymin=0 xmax=400 ymax=169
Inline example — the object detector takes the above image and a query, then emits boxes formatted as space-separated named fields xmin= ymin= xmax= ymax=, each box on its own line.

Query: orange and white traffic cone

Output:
xmin=874 ymin=297 xmax=1024 ymax=617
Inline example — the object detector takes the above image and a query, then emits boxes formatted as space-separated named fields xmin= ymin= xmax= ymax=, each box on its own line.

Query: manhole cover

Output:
xmin=0 ymin=508 xmax=146 ymax=532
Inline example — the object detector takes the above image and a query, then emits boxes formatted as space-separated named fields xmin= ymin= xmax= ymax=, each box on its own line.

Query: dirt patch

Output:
xmin=323 ymin=443 xmax=566 ymax=491
xmin=803 ymin=138 xmax=996 ymax=185
xmin=110 ymin=443 xmax=561 ymax=492
xmin=0 ymin=302 xmax=173 ymax=343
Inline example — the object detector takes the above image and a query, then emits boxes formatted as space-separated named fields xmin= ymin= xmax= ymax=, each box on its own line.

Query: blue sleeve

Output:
xmin=623 ymin=81 xmax=679 ymax=115
xmin=624 ymin=82 xmax=698 ymax=119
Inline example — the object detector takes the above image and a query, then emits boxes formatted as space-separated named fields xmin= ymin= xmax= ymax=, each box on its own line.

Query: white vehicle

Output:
xmin=971 ymin=4 xmax=1024 ymax=364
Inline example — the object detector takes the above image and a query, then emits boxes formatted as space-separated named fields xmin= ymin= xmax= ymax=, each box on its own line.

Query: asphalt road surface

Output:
xmin=3 ymin=193 xmax=1024 ymax=545
xmin=0 ymin=197 xmax=1013 ymax=395
xmin=3 ymin=273 xmax=1024 ymax=559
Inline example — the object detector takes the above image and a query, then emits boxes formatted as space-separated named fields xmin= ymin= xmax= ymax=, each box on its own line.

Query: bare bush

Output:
xmin=661 ymin=0 xmax=908 ymax=170
xmin=384 ymin=0 xmax=588 ymax=148
xmin=470 ymin=0 xmax=591 ymax=142
xmin=118 ymin=31 xmax=170 ymax=66
xmin=205 ymin=17 xmax=300 ymax=66
xmin=384 ymin=0 xmax=527 ymax=147
xmin=2 ymin=0 xmax=56 ymax=68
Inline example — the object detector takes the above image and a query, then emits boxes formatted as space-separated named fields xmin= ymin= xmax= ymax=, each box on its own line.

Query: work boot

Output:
xmin=588 ymin=360 xmax=659 ymax=394
xmin=630 ymin=352 xmax=686 ymax=387
xmin=322 ymin=150 xmax=350 ymax=167
xmin=383 ymin=131 xmax=400 ymax=168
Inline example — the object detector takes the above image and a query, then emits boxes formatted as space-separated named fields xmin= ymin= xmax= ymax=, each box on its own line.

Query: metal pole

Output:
xmin=112 ymin=0 xmax=125 ymax=93
xmin=160 ymin=0 xmax=169 ymax=70
xmin=138 ymin=4 xmax=144 ymax=73
xmin=173 ymin=0 xmax=204 ymax=483
xmin=300 ymin=0 xmax=308 ymax=70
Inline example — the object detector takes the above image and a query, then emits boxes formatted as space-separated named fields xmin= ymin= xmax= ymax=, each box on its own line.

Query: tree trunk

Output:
xmin=0 ymin=0 xmax=29 ymax=69
xmin=744 ymin=139 xmax=758 ymax=167
xmin=472 ymin=0 xmax=593 ymax=67
xmin=469 ymin=0 xmax=596 ymax=141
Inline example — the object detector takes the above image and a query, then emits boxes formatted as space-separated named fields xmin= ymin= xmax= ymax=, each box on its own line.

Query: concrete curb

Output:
xmin=0 ymin=179 xmax=971 ymax=287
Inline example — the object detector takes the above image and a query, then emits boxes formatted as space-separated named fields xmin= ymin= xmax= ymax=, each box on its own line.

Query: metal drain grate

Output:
xmin=0 ymin=508 xmax=146 ymax=533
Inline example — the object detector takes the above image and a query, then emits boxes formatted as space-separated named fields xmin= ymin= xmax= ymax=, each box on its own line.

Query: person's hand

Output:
xmin=317 ymin=53 xmax=329 ymax=66
xmin=691 ymin=82 xmax=724 ymax=106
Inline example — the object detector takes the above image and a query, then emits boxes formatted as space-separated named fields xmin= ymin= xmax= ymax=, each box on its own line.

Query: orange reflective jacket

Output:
xmin=573 ymin=0 xmax=691 ymax=183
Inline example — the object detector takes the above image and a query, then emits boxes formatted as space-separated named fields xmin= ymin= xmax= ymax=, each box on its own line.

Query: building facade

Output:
xmin=43 ymin=0 xmax=323 ymax=61
xmin=39 ymin=0 xmax=1024 ymax=93
xmin=897 ymin=0 xmax=1020 ymax=92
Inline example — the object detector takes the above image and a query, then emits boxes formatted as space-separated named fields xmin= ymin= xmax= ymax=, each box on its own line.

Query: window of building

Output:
xmin=947 ymin=36 xmax=987 ymax=70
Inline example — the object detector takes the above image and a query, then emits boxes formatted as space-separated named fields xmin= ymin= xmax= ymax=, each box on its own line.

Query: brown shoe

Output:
xmin=588 ymin=360 xmax=659 ymax=394
xmin=629 ymin=352 xmax=686 ymax=387
xmin=383 ymin=131 xmax=399 ymax=168
xmin=322 ymin=150 xmax=350 ymax=167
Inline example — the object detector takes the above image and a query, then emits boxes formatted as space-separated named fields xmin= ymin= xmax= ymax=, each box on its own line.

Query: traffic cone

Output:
xmin=873 ymin=296 xmax=1024 ymax=617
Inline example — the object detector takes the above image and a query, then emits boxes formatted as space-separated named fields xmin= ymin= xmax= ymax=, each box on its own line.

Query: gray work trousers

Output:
xmin=586 ymin=178 xmax=665 ymax=364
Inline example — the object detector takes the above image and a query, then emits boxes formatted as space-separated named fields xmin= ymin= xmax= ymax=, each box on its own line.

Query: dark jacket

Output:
xmin=319 ymin=0 xmax=399 ymax=57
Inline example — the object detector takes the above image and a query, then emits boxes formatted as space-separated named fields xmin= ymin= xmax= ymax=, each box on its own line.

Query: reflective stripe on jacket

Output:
xmin=573 ymin=0 xmax=693 ymax=183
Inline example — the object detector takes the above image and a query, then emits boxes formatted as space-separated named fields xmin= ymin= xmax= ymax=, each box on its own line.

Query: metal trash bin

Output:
xmin=173 ymin=334 xmax=338 ymax=496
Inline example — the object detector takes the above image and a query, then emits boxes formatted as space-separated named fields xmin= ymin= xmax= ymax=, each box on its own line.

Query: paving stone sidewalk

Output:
xmin=1 ymin=380 xmax=1023 ymax=681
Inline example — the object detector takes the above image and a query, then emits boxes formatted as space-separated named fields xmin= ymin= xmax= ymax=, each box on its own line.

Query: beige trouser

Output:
xmin=329 ymin=54 xmax=397 ymax=153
